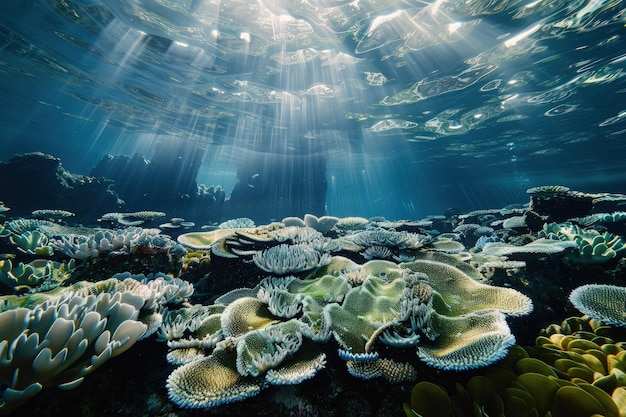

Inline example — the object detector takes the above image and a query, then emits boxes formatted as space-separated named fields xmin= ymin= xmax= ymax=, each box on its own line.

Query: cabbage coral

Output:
xmin=9 ymin=230 xmax=53 ymax=256
xmin=0 ymin=291 xmax=147 ymax=413
xmin=541 ymin=221 xmax=626 ymax=263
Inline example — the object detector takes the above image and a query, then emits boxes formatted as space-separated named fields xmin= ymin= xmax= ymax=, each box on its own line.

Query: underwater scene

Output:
xmin=1 ymin=0 xmax=626 ymax=416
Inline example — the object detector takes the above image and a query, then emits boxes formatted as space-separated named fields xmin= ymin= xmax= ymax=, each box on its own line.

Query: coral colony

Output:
xmin=1 ymin=181 xmax=626 ymax=416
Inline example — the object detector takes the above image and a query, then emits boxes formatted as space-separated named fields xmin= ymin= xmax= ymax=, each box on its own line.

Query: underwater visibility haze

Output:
xmin=1 ymin=0 xmax=625 ymax=220
xmin=1 ymin=0 xmax=626 ymax=416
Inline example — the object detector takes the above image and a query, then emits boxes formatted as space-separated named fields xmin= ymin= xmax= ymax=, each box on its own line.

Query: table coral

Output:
xmin=569 ymin=284 xmax=626 ymax=327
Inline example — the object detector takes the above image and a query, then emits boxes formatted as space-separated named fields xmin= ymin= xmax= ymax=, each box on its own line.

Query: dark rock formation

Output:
xmin=0 ymin=152 xmax=121 ymax=222
xmin=225 ymin=151 xmax=327 ymax=224
xmin=1 ymin=131 xmax=329 ymax=226
xmin=91 ymin=138 xmax=205 ymax=210
xmin=90 ymin=139 xmax=225 ymax=225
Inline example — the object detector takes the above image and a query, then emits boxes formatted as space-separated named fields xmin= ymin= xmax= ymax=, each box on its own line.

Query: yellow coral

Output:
xmin=401 ymin=259 xmax=533 ymax=317
xmin=220 ymin=297 xmax=279 ymax=337
xmin=166 ymin=348 xmax=262 ymax=408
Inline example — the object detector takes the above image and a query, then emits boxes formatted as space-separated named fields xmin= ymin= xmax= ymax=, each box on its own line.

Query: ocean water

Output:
xmin=2 ymin=0 xmax=625 ymax=221
xmin=1 ymin=0 xmax=626 ymax=416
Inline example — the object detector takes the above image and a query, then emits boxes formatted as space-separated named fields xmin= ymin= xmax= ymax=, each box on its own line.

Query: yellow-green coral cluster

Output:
xmin=404 ymin=316 xmax=626 ymax=417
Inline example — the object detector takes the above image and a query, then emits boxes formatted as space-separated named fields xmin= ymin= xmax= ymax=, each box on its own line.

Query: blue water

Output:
xmin=1 ymin=0 xmax=626 ymax=221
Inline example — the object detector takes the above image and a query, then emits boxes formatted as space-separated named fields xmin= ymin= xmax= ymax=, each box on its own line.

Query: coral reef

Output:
xmin=161 ymin=250 xmax=531 ymax=409
xmin=0 ymin=184 xmax=624 ymax=416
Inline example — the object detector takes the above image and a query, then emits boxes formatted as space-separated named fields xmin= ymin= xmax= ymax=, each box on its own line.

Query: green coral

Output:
xmin=0 ymin=223 xmax=10 ymax=238
xmin=0 ymin=259 xmax=43 ymax=291
xmin=9 ymin=230 xmax=54 ymax=256
xmin=0 ymin=202 xmax=9 ymax=220
xmin=0 ymin=258 xmax=75 ymax=294
xmin=401 ymin=258 xmax=533 ymax=317
xmin=540 ymin=222 xmax=626 ymax=263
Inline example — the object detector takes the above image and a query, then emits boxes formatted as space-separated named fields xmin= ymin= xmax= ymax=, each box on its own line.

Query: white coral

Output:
xmin=253 ymin=243 xmax=332 ymax=274
xmin=0 ymin=291 xmax=147 ymax=413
